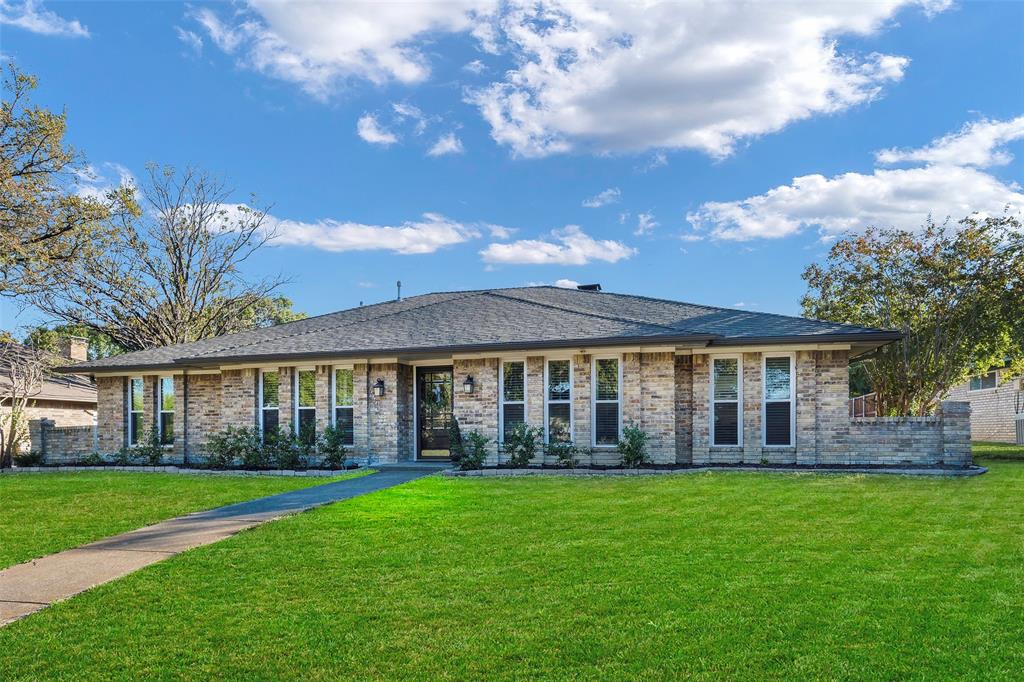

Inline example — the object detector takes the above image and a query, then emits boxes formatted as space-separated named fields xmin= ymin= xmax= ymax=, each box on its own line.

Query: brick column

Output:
xmin=172 ymin=374 xmax=187 ymax=462
xmin=367 ymin=362 xmax=400 ymax=463
xmin=940 ymin=400 xmax=972 ymax=466
xmin=315 ymin=365 xmax=331 ymax=437
xmin=397 ymin=364 xmax=414 ymax=461
xmin=572 ymin=354 xmax=592 ymax=461
xmin=638 ymin=352 xmax=676 ymax=465
xmin=691 ymin=354 xmax=710 ymax=464
xmin=453 ymin=358 xmax=499 ymax=463
xmin=743 ymin=352 xmax=762 ymax=463
xmin=221 ymin=369 xmax=257 ymax=432
xmin=277 ymin=367 xmax=294 ymax=434
xmin=674 ymin=355 xmax=693 ymax=464
xmin=814 ymin=350 xmax=850 ymax=465
xmin=795 ymin=351 xmax=817 ymax=465
xmin=352 ymin=363 xmax=370 ymax=461
xmin=526 ymin=356 xmax=545 ymax=465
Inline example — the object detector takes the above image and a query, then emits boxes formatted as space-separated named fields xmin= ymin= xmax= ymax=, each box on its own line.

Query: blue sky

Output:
xmin=1 ymin=0 xmax=1022 ymax=335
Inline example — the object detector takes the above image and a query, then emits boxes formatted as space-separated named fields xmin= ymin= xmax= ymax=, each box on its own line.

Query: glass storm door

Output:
xmin=417 ymin=367 xmax=453 ymax=459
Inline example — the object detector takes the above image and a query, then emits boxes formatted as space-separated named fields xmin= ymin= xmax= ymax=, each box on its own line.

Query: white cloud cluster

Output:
xmin=687 ymin=115 xmax=1024 ymax=240
xmin=191 ymin=1 xmax=946 ymax=157
xmin=634 ymin=212 xmax=659 ymax=236
xmin=481 ymin=225 xmax=636 ymax=265
xmin=0 ymin=0 xmax=89 ymax=38
xmin=265 ymin=211 xmax=480 ymax=254
xmin=356 ymin=115 xmax=398 ymax=146
xmin=427 ymin=133 xmax=465 ymax=157
xmin=73 ymin=162 xmax=136 ymax=201
xmin=581 ymin=187 xmax=621 ymax=208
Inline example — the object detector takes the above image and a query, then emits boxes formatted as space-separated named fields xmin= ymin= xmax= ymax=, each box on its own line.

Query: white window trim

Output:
xmin=710 ymin=354 xmax=743 ymax=448
xmin=258 ymin=370 xmax=279 ymax=436
xmin=158 ymin=376 xmax=174 ymax=448
xmin=330 ymin=366 xmax=355 ymax=446
xmin=761 ymin=353 xmax=796 ymax=448
xmin=544 ymin=358 xmax=574 ymax=444
xmin=498 ymin=359 xmax=527 ymax=444
xmin=591 ymin=355 xmax=622 ymax=448
xmin=968 ymin=370 xmax=999 ymax=392
xmin=293 ymin=367 xmax=316 ymax=436
xmin=128 ymin=376 xmax=144 ymax=446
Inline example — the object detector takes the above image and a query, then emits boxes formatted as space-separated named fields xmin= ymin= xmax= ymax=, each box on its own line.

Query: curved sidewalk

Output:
xmin=0 ymin=465 xmax=442 ymax=626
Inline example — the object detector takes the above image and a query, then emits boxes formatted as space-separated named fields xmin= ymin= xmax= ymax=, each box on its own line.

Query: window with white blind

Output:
xmin=332 ymin=367 xmax=354 ymax=446
xmin=500 ymin=360 xmax=526 ymax=442
xmin=295 ymin=369 xmax=316 ymax=445
xmin=763 ymin=355 xmax=794 ymax=447
xmin=711 ymin=357 xmax=742 ymax=446
xmin=158 ymin=377 xmax=174 ymax=446
xmin=545 ymin=359 xmax=572 ymax=443
xmin=259 ymin=370 xmax=279 ymax=442
xmin=128 ymin=377 xmax=144 ymax=446
xmin=593 ymin=357 xmax=620 ymax=446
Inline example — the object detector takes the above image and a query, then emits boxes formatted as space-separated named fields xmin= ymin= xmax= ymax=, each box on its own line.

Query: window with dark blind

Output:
xmin=712 ymin=358 xmax=740 ymax=446
xmin=546 ymin=359 xmax=572 ymax=443
xmin=260 ymin=370 xmax=279 ymax=443
xmin=333 ymin=368 xmax=354 ymax=446
xmin=296 ymin=369 xmax=316 ymax=445
xmin=969 ymin=371 xmax=997 ymax=391
xmin=763 ymin=356 xmax=793 ymax=446
xmin=158 ymin=377 xmax=174 ymax=446
xmin=593 ymin=358 xmax=620 ymax=446
xmin=128 ymin=377 xmax=144 ymax=446
xmin=501 ymin=361 xmax=526 ymax=442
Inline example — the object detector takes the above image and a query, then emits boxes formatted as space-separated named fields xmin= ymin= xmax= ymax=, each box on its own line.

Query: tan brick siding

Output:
xmin=453 ymin=358 xmax=499 ymax=463
xmin=948 ymin=371 xmax=1020 ymax=443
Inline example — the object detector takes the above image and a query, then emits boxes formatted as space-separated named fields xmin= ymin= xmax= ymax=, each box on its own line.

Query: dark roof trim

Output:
xmin=57 ymin=329 xmax=901 ymax=374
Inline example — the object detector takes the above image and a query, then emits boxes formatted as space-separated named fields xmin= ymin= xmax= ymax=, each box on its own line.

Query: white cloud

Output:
xmin=581 ymin=187 xmax=621 ymax=208
xmin=463 ymin=59 xmax=486 ymax=74
xmin=265 ymin=211 xmax=480 ymax=254
xmin=175 ymin=26 xmax=203 ymax=56
xmin=634 ymin=212 xmax=659 ymax=236
xmin=469 ymin=1 xmax=942 ymax=158
xmin=687 ymin=165 xmax=1024 ymax=241
xmin=679 ymin=232 xmax=703 ymax=242
xmin=190 ymin=1 xmax=496 ymax=99
xmin=356 ymin=114 xmax=398 ymax=146
xmin=427 ymin=133 xmax=465 ymax=156
xmin=392 ymin=102 xmax=430 ymax=135
xmin=74 ymin=162 xmax=136 ymax=201
xmin=876 ymin=116 xmax=1024 ymax=168
xmin=357 ymin=281 xmax=377 ymax=288
xmin=526 ymin=278 xmax=581 ymax=288
xmin=481 ymin=225 xmax=636 ymax=265
xmin=636 ymin=152 xmax=668 ymax=173
xmin=483 ymin=223 xmax=516 ymax=239
xmin=0 ymin=0 xmax=89 ymax=38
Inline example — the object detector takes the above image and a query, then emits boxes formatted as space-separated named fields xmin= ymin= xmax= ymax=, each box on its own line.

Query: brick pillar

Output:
xmin=675 ymin=355 xmax=693 ymax=464
xmin=220 ymin=369 xmax=257 ymax=432
xmin=367 ymin=362 xmax=400 ymax=463
xmin=315 ymin=365 xmax=331 ymax=437
xmin=277 ymin=367 xmax=294 ymax=434
xmin=172 ymin=374 xmax=187 ymax=462
xmin=691 ymin=354 xmax=710 ymax=464
xmin=795 ymin=351 xmax=817 ymax=465
xmin=352 ymin=363 xmax=370 ymax=461
xmin=638 ymin=352 xmax=676 ymax=465
xmin=940 ymin=400 xmax=972 ymax=466
xmin=572 ymin=354 xmax=592 ymax=461
xmin=453 ymin=358 xmax=499 ymax=463
xmin=526 ymin=356 xmax=545 ymax=464
xmin=742 ymin=352 xmax=762 ymax=463
xmin=814 ymin=350 xmax=850 ymax=465
xmin=397 ymin=364 xmax=414 ymax=461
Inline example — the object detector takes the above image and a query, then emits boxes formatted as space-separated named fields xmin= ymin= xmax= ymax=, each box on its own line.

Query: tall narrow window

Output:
xmin=546 ymin=359 xmax=572 ymax=443
xmin=332 ymin=368 xmax=354 ymax=446
xmin=158 ymin=377 xmax=174 ymax=446
xmin=593 ymin=357 xmax=620 ymax=446
xmin=763 ymin=356 xmax=793 ymax=446
xmin=260 ymin=370 xmax=279 ymax=442
xmin=712 ymin=357 xmax=741 ymax=446
xmin=500 ymin=361 xmax=526 ymax=442
xmin=128 ymin=377 xmax=144 ymax=446
xmin=295 ymin=369 xmax=316 ymax=445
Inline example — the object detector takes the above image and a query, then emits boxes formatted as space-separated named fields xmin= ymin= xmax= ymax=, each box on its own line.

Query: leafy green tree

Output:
xmin=0 ymin=62 xmax=137 ymax=295
xmin=802 ymin=215 xmax=1023 ymax=416
xmin=24 ymin=324 xmax=123 ymax=360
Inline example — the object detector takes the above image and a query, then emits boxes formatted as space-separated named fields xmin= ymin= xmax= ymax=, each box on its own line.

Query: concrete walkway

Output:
xmin=0 ymin=465 xmax=443 ymax=626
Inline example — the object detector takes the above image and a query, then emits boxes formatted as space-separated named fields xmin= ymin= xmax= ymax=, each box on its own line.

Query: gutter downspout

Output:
xmin=182 ymin=370 xmax=189 ymax=467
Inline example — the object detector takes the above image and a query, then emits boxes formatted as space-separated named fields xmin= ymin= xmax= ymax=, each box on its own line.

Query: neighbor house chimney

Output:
xmin=59 ymin=336 xmax=88 ymax=363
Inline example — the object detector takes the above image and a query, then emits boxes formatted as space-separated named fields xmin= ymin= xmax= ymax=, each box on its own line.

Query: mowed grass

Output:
xmin=2 ymin=459 xmax=1023 ymax=680
xmin=973 ymin=440 xmax=1024 ymax=461
xmin=0 ymin=470 xmax=367 ymax=569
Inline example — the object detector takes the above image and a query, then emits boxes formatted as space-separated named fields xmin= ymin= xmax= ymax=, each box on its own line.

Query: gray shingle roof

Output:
xmin=61 ymin=286 xmax=899 ymax=373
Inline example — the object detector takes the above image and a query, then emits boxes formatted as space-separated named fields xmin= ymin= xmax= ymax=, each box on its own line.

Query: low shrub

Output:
xmin=319 ymin=424 xmax=349 ymax=470
xmin=79 ymin=452 xmax=106 ymax=466
xmin=204 ymin=426 xmax=261 ymax=469
xmin=502 ymin=423 xmax=543 ymax=467
xmin=459 ymin=430 xmax=489 ymax=470
xmin=545 ymin=441 xmax=585 ymax=468
xmin=263 ymin=427 xmax=308 ymax=470
xmin=112 ymin=447 xmax=138 ymax=466
xmin=618 ymin=421 xmax=650 ymax=468
xmin=13 ymin=451 xmax=44 ymax=467
xmin=448 ymin=416 xmax=465 ymax=465
xmin=135 ymin=429 xmax=165 ymax=466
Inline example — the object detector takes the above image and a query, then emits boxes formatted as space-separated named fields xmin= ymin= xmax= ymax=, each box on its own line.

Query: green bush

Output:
xmin=459 ymin=431 xmax=489 ymax=470
xmin=135 ymin=428 xmax=164 ymax=466
xmin=262 ymin=427 xmax=307 ymax=470
xmin=204 ymin=426 xmax=262 ymax=469
xmin=448 ymin=416 xmax=465 ymax=464
xmin=113 ymin=446 xmax=138 ymax=466
xmin=544 ymin=441 xmax=585 ymax=468
xmin=13 ymin=451 xmax=44 ymax=467
xmin=501 ymin=423 xmax=543 ymax=467
xmin=79 ymin=452 xmax=105 ymax=466
xmin=318 ymin=425 xmax=349 ymax=470
xmin=618 ymin=421 xmax=650 ymax=468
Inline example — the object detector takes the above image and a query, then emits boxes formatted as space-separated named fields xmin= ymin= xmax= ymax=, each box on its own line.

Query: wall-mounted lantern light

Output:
xmin=373 ymin=378 xmax=385 ymax=398
xmin=463 ymin=375 xmax=475 ymax=394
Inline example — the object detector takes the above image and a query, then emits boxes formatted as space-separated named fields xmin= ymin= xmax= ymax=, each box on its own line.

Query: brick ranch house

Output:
xmin=60 ymin=286 xmax=973 ymax=467
xmin=948 ymin=364 xmax=1022 ymax=443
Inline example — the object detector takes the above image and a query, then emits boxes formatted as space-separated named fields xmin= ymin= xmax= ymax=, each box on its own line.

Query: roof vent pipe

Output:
xmin=577 ymin=283 xmax=602 ymax=291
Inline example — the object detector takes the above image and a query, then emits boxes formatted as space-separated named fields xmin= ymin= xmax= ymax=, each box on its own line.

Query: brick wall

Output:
xmin=186 ymin=373 xmax=222 ymax=459
xmin=3 ymin=401 xmax=95 ymax=455
xmin=623 ymin=352 xmax=676 ymax=464
xmin=453 ymin=358 xmax=499 ymax=463
xmin=96 ymin=376 xmax=124 ymax=453
xmin=948 ymin=371 xmax=1020 ymax=443
xmin=26 ymin=421 xmax=96 ymax=463
xmin=674 ymin=356 xmax=693 ymax=464
xmin=847 ymin=401 xmax=971 ymax=466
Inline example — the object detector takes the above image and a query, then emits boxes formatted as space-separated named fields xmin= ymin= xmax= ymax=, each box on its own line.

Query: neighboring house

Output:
xmin=60 ymin=286 xmax=973 ymax=467
xmin=948 ymin=365 xmax=1022 ymax=443
xmin=1 ymin=338 xmax=97 ymax=453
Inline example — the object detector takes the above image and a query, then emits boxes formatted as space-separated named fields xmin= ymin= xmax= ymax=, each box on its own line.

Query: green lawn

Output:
xmin=972 ymin=440 xmax=1024 ymax=461
xmin=2 ymin=458 xmax=1022 ymax=679
xmin=0 ymin=470 xmax=367 ymax=569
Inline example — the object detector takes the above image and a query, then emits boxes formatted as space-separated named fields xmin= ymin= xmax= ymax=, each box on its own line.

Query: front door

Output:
xmin=417 ymin=366 xmax=453 ymax=459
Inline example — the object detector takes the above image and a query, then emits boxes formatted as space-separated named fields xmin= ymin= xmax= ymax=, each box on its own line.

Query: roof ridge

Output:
xmin=185 ymin=291 xmax=489 ymax=360
xmin=484 ymin=291 xmax=694 ymax=334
